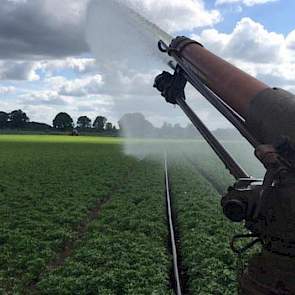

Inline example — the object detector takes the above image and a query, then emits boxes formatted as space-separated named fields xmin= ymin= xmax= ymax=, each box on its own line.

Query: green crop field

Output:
xmin=0 ymin=135 xmax=261 ymax=294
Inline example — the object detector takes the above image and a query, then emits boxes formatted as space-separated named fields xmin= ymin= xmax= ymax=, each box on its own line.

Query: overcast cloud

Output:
xmin=0 ymin=0 xmax=89 ymax=60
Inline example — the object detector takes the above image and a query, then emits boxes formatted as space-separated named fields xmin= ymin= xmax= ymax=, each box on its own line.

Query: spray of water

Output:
xmin=85 ymin=0 xmax=265 ymax=178
xmin=85 ymin=0 xmax=177 ymax=158
xmin=86 ymin=0 xmax=172 ymax=72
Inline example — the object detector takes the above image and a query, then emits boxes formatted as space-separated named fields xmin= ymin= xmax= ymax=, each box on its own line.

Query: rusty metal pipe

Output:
xmin=170 ymin=37 xmax=269 ymax=119
xmin=168 ymin=37 xmax=295 ymax=145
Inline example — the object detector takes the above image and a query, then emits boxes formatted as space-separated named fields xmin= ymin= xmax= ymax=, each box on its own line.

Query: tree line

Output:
xmin=0 ymin=110 xmax=117 ymax=133
xmin=118 ymin=113 xmax=240 ymax=139
xmin=53 ymin=112 xmax=117 ymax=132
xmin=118 ymin=113 xmax=199 ymax=138
xmin=0 ymin=110 xmax=30 ymax=129
xmin=0 ymin=110 xmax=239 ymax=139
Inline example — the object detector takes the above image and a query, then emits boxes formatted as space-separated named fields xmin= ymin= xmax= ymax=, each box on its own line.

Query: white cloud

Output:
xmin=58 ymin=75 xmax=104 ymax=97
xmin=101 ymin=70 xmax=159 ymax=97
xmin=0 ymin=86 xmax=16 ymax=94
xmin=41 ymin=0 xmax=89 ymax=25
xmin=286 ymin=30 xmax=295 ymax=51
xmin=194 ymin=17 xmax=295 ymax=90
xmin=126 ymin=0 xmax=221 ymax=33
xmin=23 ymin=105 xmax=64 ymax=125
xmin=198 ymin=18 xmax=284 ymax=63
xmin=7 ymin=0 xmax=27 ymax=3
xmin=20 ymin=90 xmax=71 ymax=106
xmin=17 ymin=91 xmax=115 ymax=125
xmin=215 ymin=0 xmax=278 ymax=6
xmin=40 ymin=58 xmax=97 ymax=76
xmin=47 ymin=69 xmax=157 ymax=98
xmin=0 ymin=57 xmax=98 ymax=81
xmin=0 ymin=61 xmax=40 ymax=81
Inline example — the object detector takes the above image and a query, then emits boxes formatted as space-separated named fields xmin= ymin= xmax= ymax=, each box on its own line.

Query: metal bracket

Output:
xmin=153 ymin=66 xmax=187 ymax=105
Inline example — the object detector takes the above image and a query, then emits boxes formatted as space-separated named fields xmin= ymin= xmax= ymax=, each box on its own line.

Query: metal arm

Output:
xmin=176 ymin=97 xmax=249 ymax=179
xmin=154 ymin=64 xmax=249 ymax=180
xmin=158 ymin=40 xmax=260 ymax=148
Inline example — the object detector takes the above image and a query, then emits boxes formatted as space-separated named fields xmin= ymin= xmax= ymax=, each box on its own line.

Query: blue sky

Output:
xmin=213 ymin=0 xmax=295 ymax=34
xmin=190 ymin=0 xmax=295 ymax=35
xmin=0 ymin=0 xmax=294 ymax=129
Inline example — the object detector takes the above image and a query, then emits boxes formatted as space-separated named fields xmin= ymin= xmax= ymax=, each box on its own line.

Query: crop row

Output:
xmin=0 ymin=140 xmax=133 ymax=294
xmin=36 ymin=158 xmax=172 ymax=294
xmin=177 ymin=141 xmax=265 ymax=193
xmin=1 ymin=136 xmax=260 ymax=294
xmin=169 ymin=157 xmax=244 ymax=294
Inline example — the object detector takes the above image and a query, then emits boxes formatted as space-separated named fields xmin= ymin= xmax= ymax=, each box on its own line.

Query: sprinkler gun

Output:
xmin=154 ymin=36 xmax=295 ymax=294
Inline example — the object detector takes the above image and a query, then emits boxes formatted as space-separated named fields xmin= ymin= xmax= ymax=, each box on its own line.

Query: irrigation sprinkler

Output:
xmin=154 ymin=36 xmax=295 ymax=294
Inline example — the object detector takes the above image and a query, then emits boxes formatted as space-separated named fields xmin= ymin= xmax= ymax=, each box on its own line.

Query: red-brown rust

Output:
xmin=181 ymin=43 xmax=269 ymax=119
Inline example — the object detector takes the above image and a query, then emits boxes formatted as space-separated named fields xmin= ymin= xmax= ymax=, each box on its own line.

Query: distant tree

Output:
xmin=159 ymin=122 xmax=173 ymax=138
xmin=0 ymin=111 xmax=9 ymax=128
xmin=184 ymin=123 xmax=200 ymax=138
xmin=53 ymin=112 xmax=73 ymax=130
xmin=77 ymin=116 xmax=92 ymax=129
xmin=93 ymin=116 xmax=107 ymax=131
xmin=26 ymin=122 xmax=52 ymax=131
xmin=213 ymin=128 xmax=240 ymax=140
xmin=118 ymin=113 xmax=155 ymax=137
xmin=9 ymin=110 xmax=29 ymax=128
xmin=105 ymin=122 xmax=113 ymax=132
xmin=173 ymin=123 xmax=184 ymax=138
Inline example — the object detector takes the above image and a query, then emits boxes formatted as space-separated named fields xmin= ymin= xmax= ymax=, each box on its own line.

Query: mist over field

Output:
xmin=85 ymin=0 xmax=262 ymax=179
